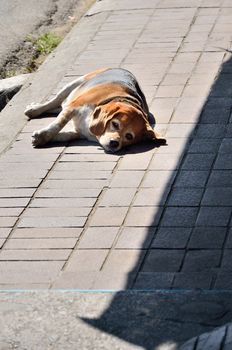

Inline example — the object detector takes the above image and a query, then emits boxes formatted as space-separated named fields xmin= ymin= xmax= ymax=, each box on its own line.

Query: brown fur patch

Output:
xmin=68 ymin=83 xmax=131 ymax=109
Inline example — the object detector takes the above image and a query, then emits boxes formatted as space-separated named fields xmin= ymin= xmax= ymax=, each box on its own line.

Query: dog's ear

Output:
xmin=89 ymin=107 xmax=105 ymax=136
xmin=144 ymin=124 xmax=167 ymax=145
xmin=90 ymin=105 xmax=118 ymax=136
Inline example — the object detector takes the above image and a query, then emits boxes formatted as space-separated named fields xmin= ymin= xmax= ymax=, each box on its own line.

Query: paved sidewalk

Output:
xmin=1 ymin=0 xmax=232 ymax=348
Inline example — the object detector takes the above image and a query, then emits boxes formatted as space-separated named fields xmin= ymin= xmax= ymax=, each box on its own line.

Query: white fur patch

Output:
xmin=72 ymin=105 xmax=96 ymax=141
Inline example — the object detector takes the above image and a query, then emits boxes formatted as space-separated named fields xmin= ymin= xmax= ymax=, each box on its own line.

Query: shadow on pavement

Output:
xmin=82 ymin=53 xmax=232 ymax=349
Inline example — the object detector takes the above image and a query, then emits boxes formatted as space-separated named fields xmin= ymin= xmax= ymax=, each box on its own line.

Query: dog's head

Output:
xmin=89 ymin=101 xmax=166 ymax=152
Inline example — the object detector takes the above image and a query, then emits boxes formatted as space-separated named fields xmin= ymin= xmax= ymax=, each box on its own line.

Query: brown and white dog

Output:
xmin=25 ymin=68 xmax=166 ymax=152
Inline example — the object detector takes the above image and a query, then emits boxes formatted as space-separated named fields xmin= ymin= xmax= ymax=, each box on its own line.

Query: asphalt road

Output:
xmin=0 ymin=0 xmax=92 ymax=68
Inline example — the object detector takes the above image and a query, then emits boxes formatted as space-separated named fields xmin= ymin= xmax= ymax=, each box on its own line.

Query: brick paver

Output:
xmin=1 ymin=0 xmax=232 ymax=294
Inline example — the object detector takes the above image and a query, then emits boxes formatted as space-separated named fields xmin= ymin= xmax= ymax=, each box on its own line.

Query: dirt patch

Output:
xmin=0 ymin=0 xmax=95 ymax=79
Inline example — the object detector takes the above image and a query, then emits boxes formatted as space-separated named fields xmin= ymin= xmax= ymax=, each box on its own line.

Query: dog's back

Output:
xmin=75 ymin=68 xmax=149 ymax=114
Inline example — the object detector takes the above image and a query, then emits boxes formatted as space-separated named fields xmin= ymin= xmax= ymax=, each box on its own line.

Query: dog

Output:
xmin=25 ymin=68 xmax=166 ymax=152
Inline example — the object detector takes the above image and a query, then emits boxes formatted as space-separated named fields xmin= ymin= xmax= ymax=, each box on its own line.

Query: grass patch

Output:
xmin=1 ymin=32 xmax=62 ymax=78
xmin=28 ymin=32 xmax=62 ymax=55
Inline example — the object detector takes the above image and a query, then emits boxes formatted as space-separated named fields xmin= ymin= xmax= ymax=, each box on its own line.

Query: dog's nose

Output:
xmin=109 ymin=140 xmax=119 ymax=149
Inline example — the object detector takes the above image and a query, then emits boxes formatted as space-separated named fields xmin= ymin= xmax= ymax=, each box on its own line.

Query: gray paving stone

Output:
xmin=208 ymin=170 xmax=232 ymax=187
xmin=0 ymin=208 xmax=23 ymax=217
xmin=35 ymin=188 xmax=101 ymax=198
xmin=90 ymin=207 xmax=128 ymax=226
xmin=219 ymin=139 xmax=232 ymax=153
xmin=109 ymin=171 xmax=144 ymax=188
xmin=202 ymin=188 xmax=232 ymax=206
xmin=0 ymin=198 xmax=30 ymax=208
xmin=168 ymin=187 xmax=204 ymax=206
xmin=142 ymin=249 xmax=185 ymax=272
xmin=224 ymin=323 xmax=232 ymax=350
xmin=118 ymin=153 xmax=152 ymax=170
xmin=103 ymin=250 xmax=145 ymax=274
xmin=166 ymin=124 xmax=195 ymax=138
xmin=0 ymin=261 xmax=64 ymax=284
xmin=149 ymin=153 xmax=183 ymax=171
xmin=4 ymin=238 xmax=77 ymax=250
xmin=41 ymin=179 xmax=109 ymax=189
xmin=49 ymin=170 xmax=111 ymax=180
xmin=55 ymin=162 xmax=116 ymax=171
xmin=182 ymin=250 xmax=221 ymax=272
xmin=200 ymin=108 xmax=230 ymax=124
xmin=141 ymin=170 xmax=177 ymax=188
xmin=78 ymin=227 xmax=119 ymax=249
xmin=188 ymin=139 xmax=220 ymax=153
xmin=173 ymin=272 xmax=213 ymax=289
xmin=99 ymin=188 xmax=136 ymax=207
xmin=18 ymin=216 xmax=87 ymax=228
xmin=214 ymin=154 xmax=232 ymax=170
xmin=225 ymin=229 xmax=232 ymax=248
xmin=196 ymin=207 xmax=232 ymax=226
xmin=0 ymin=249 xmax=71 ymax=261
xmin=11 ymin=228 xmax=82 ymax=239
xmin=174 ymin=170 xmax=209 ymax=187
xmin=133 ymin=272 xmax=174 ymax=290
xmin=125 ymin=206 xmax=163 ymax=227
xmin=30 ymin=197 xmax=97 ymax=208
xmin=214 ymin=273 xmax=232 ymax=289
xmin=211 ymin=73 xmax=232 ymax=97
xmin=0 ymin=189 xmax=35 ymax=198
xmin=196 ymin=124 xmax=226 ymax=139
xmin=152 ymin=227 xmax=192 ymax=249
xmin=65 ymin=250 xmax=109 ymax=272
xmin=115 ymin=227 xmax=154 ymax=249
xmin=0 ymin=217 xmax=18 ymax=228
xmin=181 ymin=154 xmax=215 ymax=170
xmin=134 ymin=187 xmax=170 ymax=206
xmin=155 ymin=138 xmax=188 ymax=155
xmin=221 ymin=250 xmax=232 ymax=271
xmin=188 ymin=227 xmax=227 ymax=249
xmin=180 ymin=326 xmax=227 ymax=350
xmin=0 ymin=228 xmax=11 ymax=238
xmin=161 ymin=207 xmax=198 ymax=227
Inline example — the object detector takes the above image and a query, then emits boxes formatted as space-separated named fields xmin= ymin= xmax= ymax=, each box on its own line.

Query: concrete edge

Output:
xmin=0 ymin=2 xmax=108 ymax=155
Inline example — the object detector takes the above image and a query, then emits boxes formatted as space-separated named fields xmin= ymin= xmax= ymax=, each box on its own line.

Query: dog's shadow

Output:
xmin=40 ymin=139 xmax=166 ymax=155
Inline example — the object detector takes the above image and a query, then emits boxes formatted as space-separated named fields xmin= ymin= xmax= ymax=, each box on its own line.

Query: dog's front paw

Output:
xmin=25 ymin=103 xmax=43 ymax=119
xmin=32 ymin=130 xmax=48 ymax=147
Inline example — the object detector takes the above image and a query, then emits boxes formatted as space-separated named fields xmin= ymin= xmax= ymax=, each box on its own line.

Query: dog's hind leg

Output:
xmin=25 ymin=68 xmax=108 ymax=119
xmin=24 ymin=75 xmax=87 ymax=119
xmin=32 ymin=107 xmax=75 ymax=147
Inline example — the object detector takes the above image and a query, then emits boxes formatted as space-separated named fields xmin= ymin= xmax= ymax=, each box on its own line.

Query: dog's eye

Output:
xmin=112 ymin=121 xmax=120 ymax=130
xmin=125 ymin=133 xmax=133 ymax=141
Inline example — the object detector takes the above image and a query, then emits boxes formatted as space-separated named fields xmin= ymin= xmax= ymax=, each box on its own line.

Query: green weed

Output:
xmin=28 ymin=32 xmax=62 ymax=55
